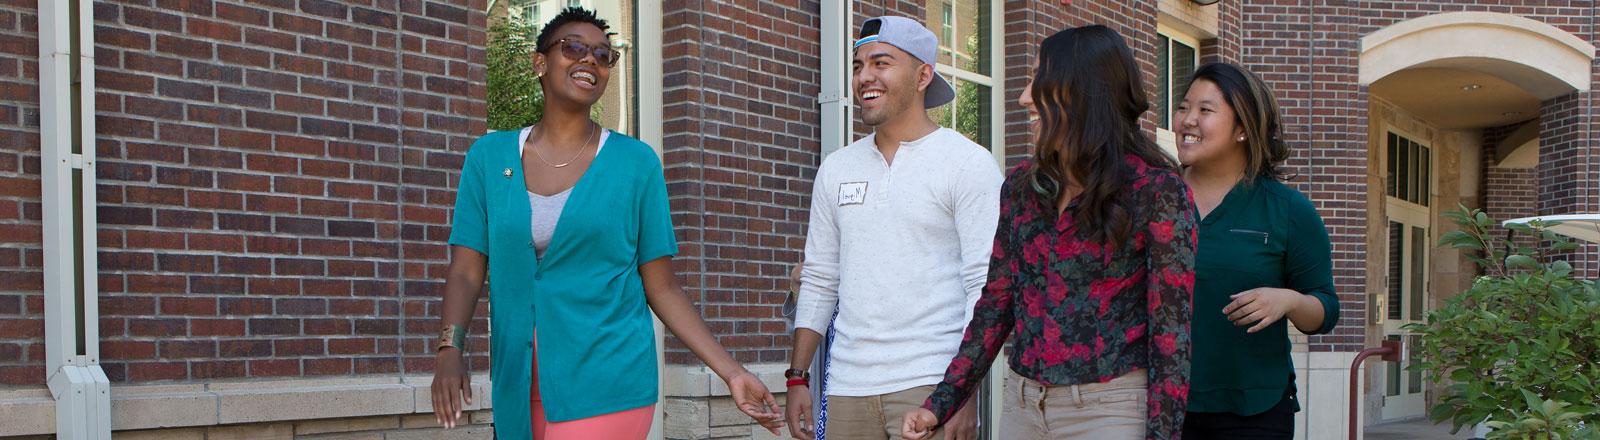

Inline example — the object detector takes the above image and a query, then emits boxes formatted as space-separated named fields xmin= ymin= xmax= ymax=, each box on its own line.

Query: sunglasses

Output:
xmin=541 ymin=38 xmax=620 ymax=67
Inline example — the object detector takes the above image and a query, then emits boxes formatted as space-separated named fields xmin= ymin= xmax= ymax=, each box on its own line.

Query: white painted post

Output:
xmin=819 ymin=0 xmax=851 ymax=157
xmin=637 ymin=0 xmax=665 ymax=438
xmin=38 ymin=0 xmax=111 ymax=438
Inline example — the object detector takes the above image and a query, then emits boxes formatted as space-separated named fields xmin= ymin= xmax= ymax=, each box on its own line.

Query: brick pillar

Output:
xmin=1538 ymin=91 xmax=1600 ymax=278
xmin=659 ymin=1 xmax=818 ymax=365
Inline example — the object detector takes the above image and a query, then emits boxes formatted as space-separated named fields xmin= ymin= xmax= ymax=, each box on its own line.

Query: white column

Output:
xmin=38 ymin=0 xmax=111 ymax=438
xmin=818 ymin=0 xmax=851 ymax=156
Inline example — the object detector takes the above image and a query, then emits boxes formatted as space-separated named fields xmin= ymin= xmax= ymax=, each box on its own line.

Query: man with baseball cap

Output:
xmin=784 ymin=15 xmax=1003 ymax=440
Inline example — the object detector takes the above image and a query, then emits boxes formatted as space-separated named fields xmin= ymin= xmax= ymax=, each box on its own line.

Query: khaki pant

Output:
xmin=1001 ymin=368 xmax=1148 ymax=440
xmin=825 ymin=385 xmax=942 ymax=440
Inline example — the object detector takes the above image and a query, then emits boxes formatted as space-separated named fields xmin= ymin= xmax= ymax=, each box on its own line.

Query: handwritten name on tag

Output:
xmin=839 ymin=182 xmax=868 ymax=206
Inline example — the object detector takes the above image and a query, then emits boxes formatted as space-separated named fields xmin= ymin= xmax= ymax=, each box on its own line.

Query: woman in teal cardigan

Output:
xmin=429 ymin=8 xmax=783 ymax=439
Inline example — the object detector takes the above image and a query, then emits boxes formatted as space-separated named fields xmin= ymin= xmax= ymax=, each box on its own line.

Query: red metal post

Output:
xmin=1349 ymin=339 xmax=1403 ymax=440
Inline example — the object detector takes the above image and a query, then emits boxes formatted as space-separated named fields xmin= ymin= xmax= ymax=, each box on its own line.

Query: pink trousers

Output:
xmin=529 ymin=332 xmax=654 ymax=439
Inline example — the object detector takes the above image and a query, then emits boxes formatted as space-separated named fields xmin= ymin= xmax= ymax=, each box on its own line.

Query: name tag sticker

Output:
xmin=839 ymin=182 xmax=868 ymax=206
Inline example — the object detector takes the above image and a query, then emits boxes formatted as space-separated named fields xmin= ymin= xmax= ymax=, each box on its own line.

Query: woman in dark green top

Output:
xmin=1173 ymin=63 xmax=1341 ymax=439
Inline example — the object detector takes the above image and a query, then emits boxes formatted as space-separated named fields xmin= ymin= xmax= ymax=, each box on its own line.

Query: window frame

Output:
xmin=929 ymin=0 xmax=1004 ymax=165
xmin=1155 ymin=23 xmax=1202 ymax=161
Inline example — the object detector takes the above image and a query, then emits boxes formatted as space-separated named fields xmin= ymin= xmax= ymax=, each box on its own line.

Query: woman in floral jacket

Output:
xmin=903 ymin=25 xmax=1197 ymax=440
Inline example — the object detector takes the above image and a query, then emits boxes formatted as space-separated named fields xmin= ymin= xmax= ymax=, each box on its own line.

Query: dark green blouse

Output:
xmin=1188 ymin=176 xmax=1340 ymax=416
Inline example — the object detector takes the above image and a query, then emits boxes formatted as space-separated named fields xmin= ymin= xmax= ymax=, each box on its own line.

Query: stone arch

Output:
xmin=1360 ymin=11 xmax=1595 ymax=99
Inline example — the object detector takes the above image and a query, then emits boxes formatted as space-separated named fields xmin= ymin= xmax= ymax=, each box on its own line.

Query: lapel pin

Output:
xmin=503 ymin=168 xmax=514 ymax=178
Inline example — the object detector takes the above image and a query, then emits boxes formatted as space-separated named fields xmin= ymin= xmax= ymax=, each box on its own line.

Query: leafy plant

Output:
xmin=1483 ymin=390 xmax=1597 ymax=440
xmin=487 ymin=20 xmax=542 ymax=131
xmin=1406 ymin=207 xmax=1600 ymax=439
xmin=486 ymin=18 xmax=608 ymax=132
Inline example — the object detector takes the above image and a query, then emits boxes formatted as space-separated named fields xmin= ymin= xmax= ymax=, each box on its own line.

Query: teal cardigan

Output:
xmin=447 ymin=128 xmax=676 ymax=437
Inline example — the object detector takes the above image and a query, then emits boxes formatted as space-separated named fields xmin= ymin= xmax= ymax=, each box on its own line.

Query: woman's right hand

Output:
xmin=431 ymin=348 xmax=473 ymax=428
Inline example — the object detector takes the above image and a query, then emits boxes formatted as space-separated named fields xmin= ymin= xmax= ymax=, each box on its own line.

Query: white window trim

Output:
xmin=822 ymin=2 xmax=1003 ymax=166
xmin=1381 ymin=123 xmax=1434 ymax=211
xmin=1155 ymin=22 xmax=1202 ymax=161
xmin=932 ymin=2 xmax=1004 ymax=166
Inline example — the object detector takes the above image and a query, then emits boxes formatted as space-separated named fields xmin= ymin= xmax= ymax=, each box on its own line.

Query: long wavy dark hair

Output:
xmin=1186 ymin=62 xmax=1291 ymax=183
xmin=1027 ymin=25 xmax=1177 ymax=246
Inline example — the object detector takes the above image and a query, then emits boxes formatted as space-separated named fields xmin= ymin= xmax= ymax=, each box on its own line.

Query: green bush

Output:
xmin=1407 ymin=207 xmax=1600 ymax=439
xmin=487 ymin=20 xmax=542 ymax=131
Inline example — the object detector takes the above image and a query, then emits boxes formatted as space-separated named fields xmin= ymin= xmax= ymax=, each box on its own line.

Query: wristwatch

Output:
xmin=784 ymin=368 xmax=810 ymax=381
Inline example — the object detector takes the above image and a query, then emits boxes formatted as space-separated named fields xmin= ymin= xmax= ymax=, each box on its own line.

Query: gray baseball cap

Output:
xmin=855 ymin=16 xmax=955 ymax=109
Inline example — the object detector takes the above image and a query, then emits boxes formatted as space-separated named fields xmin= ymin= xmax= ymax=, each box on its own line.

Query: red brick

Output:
xmin=220 ymin=297 xmax=272 ymax=315
xmin=192 ymin=360 xmax=246 ymax=379
xmin=160 ymin=340 xmax=217 ymax=358
xmin=102 ymin=340 xmax=156 ymax=360
xmin=328 ymin=338 xmax=374 ymax=355
xmin=191 ymin=319 xmax=247 ymax=337
xmin=155 ymin=34 xmax=214 ymax=60
xmin=187 ymin=18 xmax=243 ymax=42
xmin=304 ymin=318 xmax=351 ymax=335
xmin=126 ymin=274 xmax=186 ymax=294
xmin=123 ymin=7 xmax=182 ymax=32
xmin=128 ymin=318 xmax=185 ymax=337
xmin=159 ymin=296 xmax=217 ymax=315
xmin=303 ymin=358 xmax=350 ymax=376
xmin=216 ymin=3 xmax=271 ymax=27
xmin=272 ymin=12 xmax=325 ymax=35
xmin=273 ymin=338 xmax=324 ymax=356
xmin=156 ymin=0 xmax=213 ymax=16
xmin=248 ymin=359 xmax=300 ymax=377
xmin=190 ymin=276 xmax=245 ymax=294
xmin=0 ymin=318 xmax=42 ymax=339
xmin=127 ymin=362 xmax=188 ymax=381
xmin=219 ymin=340 xmax=272 ymax=357
xmin=217 ymin=172 xmax=272 ymax=192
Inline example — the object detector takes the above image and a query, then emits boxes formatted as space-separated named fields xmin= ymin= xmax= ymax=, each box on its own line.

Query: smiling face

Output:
xmin=1018 ymin=77 xmax=1039 ymax=142
xmin=534 ymin=21 xmax=612 ymax=108
xmin=1173 ymin=78 xmax=1246 ymax=168
xmin=852 ymin=42 xmax=928 ymax=127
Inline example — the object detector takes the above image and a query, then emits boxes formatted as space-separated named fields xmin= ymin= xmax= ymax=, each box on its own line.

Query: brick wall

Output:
xmin=0 ymin=0 xmax=43 ymax=385
xmin=1538 ymin=90 xmax=1600 ymax=277
xmin=1003 ymin=1 xmax=1160 ymax=161
xmin=659 ymin=0 xmax=820 ymax=364
xmin=0 ymin=0 xmax=488 ymax=386
xmin=1481 ymin=121 xmax=1538 ymax=251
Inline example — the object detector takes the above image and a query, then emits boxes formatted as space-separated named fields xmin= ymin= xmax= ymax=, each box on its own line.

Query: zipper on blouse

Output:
xmin=1229 ymin=228 xmax=1269 ymax=244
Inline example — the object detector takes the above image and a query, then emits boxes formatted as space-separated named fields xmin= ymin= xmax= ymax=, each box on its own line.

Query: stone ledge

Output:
xmin=662 ymin=362 xmax=789 ymax=398
xmin=0 ymin=374 xmax=491 ymax=437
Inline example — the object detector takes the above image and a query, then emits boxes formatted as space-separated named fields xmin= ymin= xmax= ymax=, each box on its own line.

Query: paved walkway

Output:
xmin=1366 ymin=418 xmax=1480 ymax=440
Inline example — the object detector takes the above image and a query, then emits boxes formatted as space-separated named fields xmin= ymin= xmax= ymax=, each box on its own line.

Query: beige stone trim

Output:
xmin=1360 ymin=12 xmax=1597 ymax=99
xmin=661 ymin=362 xmax=788 ymax=398
xmin=1157 ymin=0 xmax=1219 ymax=39
xmin=0 ymin=374 xmax=489 ymax=437
xmin=1494 ymin=122 xmax=1540 ymax=168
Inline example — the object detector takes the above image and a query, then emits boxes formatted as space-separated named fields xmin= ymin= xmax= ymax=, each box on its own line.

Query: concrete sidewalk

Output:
xmin=1366 ymin=418 xmax=1479 ymax=440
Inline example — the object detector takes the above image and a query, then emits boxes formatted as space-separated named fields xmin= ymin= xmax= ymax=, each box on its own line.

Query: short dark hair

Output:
xmin=535 ymin=7 xmax=612 ymax=52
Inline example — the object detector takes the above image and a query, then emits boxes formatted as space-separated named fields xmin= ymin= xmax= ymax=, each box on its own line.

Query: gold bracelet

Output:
xmin=437 ymin=324 xmax=467 ymax=352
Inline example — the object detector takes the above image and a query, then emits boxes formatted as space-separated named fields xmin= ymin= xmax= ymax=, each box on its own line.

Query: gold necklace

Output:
xmin=532 ymin=122 xmax=596 ymax=168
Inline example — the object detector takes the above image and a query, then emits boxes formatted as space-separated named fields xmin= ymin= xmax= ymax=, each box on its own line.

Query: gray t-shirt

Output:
xmin=519 ymin=126 xmax=608 ymax=259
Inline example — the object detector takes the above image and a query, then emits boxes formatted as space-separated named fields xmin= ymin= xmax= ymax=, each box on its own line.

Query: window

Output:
xmin=1155 ymin=24 xmax=1199 ymax=158
xmin=924 ymin=0 xmax=999 ymax=156
xmin=1386 ymin=131 xmax=1431 ymax=206
xmin=941 ymin=4 xmax=954 ymax=54
xmin=523 ymin=3 xmax=538 ymax=25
